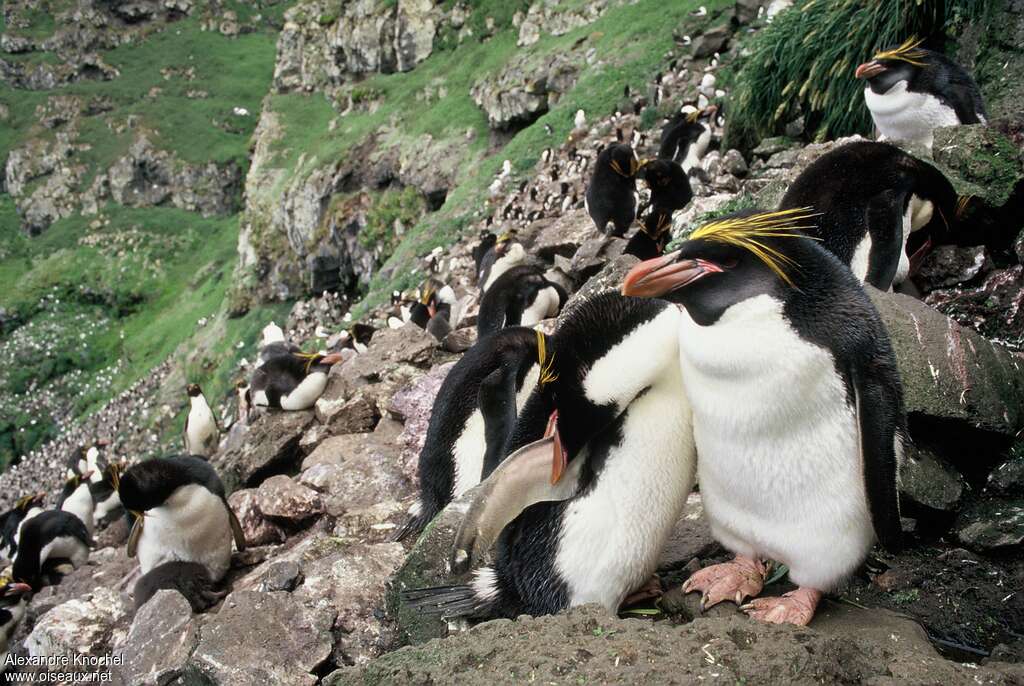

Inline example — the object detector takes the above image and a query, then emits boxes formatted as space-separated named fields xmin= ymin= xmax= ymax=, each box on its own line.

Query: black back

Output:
xmin=118 ymin=455 xmax=227 ymax=513
xmin=640 ymin=159 xmax=693 ymax=212
xmin=12 ymin=510 xmax=92 ymax=587
xmin=472 ymin=232 xmax=497 ymax=275
xmin=624 ymin=208 xmax=673 ymax=261
xmin=259 ymin=341 xmax=301 ymax=363
xmin=250 ymin=353 xmax=328 ymax=408
xmin=477 ymin=265 xmax=558 ymax=338
xmin=866 ymin=48 xmax=986 ymax=124
xmin=585 ymin=143 xmax=637 ymax=236
xmin=658 ymin=114 xmax=706 ymax=162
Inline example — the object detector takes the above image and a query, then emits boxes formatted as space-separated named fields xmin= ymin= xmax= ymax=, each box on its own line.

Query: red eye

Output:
xmin=719 ymin=257 xmax=739 ymax=269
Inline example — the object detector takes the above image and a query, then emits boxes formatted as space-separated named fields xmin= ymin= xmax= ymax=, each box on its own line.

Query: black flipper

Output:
xmin=864 ymin=191 xmax=906 ymax=290
xmin=226 ymin=503 xmax=247 ymax=552
xmin=478 ymin=365 xmax=520 ymax=480
xmin=401 ymin=584 xmax=481 ymax=619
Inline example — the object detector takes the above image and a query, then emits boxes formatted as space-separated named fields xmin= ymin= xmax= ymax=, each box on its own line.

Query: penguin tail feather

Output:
xmin=401 ymin=584 xmax=481 ymax=619
xmin=391 ymin=511 xmax=431 ymax=542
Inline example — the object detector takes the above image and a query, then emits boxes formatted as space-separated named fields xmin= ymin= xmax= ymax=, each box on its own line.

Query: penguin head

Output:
xmin=117 ymin=457 xmax=219 ymax=514
xmin=855 ymin=37 xmax=929 ymax=92
xmin=638 ymin=159 xmax=676 ymax=188
xmin=622 ymin=209 xmax=819 ymax=324
xmin=0 ymin=577 xmax=32 ymax=604
xmin=494 ymin=230 xmax=517 ymax=256
xmin=292 ymin=350 xmax=345 ymax=375
xmin=14 ymin=493 xmax=45 ymax=512
xmin=604 ymin=143 xmax=640 ymax=178
xmin=186 ymin=383 xmax=203 ymax=398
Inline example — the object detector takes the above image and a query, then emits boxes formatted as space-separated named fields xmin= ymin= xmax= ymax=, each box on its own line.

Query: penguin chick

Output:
xmin=405 ymin=292 xmax=695 ymax=618
xmin=118 ymin=455 xmax=247 ymax=582
xmin=0 ymin=579 xmax=32 ymax=663
xmin=659 ymin=105 xmax=717 ymax=172
xmin=184 ymin=383 xmax=221 ymax=457
xmin=395 ymin=327 xmax=542 ymax=541
xmin=249 ymin=350 xmax=345 ymax=411
xmin=585 ymin=143 xmax=640 ymax=237
xmin=12 ymin=510 xmax=93 ymax=590
xmin=58 ymin=471 xmax=95 ymax=537
xmin=856 ymin=37 xmax=986 ymax=150
xmin=477 ymin=266 xmax=567 ymax=338
xmin=133 ymin=560 xmax=226 ymax=613
xmin=622 ymin=209 xmax=904 ymax=626
xmin=778 ymin=141 xmax=960 ymax=290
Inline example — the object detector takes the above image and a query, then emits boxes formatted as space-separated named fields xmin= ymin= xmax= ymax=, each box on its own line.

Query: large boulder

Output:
xmin=213 ymin=409 xmax=315 ymax=493
xmin=471 ymin=50 xmax=582 ymax=130
xmin=115 ymin=590 xmax=198 ymax=686
xmin=25 ymin=588 xmax=130 ymax=666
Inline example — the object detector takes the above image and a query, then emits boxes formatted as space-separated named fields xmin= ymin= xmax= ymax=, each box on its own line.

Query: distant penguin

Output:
xmin=477 ymin=266 xmax=567 ymax=338
xmin=622 ymin=209 xmax=904 ymax=625
xmin=260 ymin=321 xmax=286 ymax=348
xmin=12 ymin=510 xmax=93 ymax=590
xmin=133 ymin=560 xmax=226 ymax=613
xmin=395 ymin=327 xmax=543 ymax=541
xmin=472 ymin=231 xmax=497 ymax=276
xmin=57 ymin=471 xmax=95 ymax=537
xmin=0 ymin=579 xmax=32 ymax=666
xmin=659 ymin=105 xmax=717 ymax=173
xmin=66 ymin=442 xmax=104 ymax=483
xmin=90 ymin=462 xmax=126 ymax=530
xmin=405 ymin=292 xmax=696 ymax=618
xmin=118 ymin=455 xmax=246 ymax=582
xmin=574 ymin=109 xmax=586 ymax=128
xmin=585 ymin=143 xmax=640 ymax=237
xmin=778 ymin=141 xmax=960 ymax=290
xmin=479 ymin=235 xmax=527 ymax=292
xmin=0 ymin=494 xmax=45 ymax=561
xmin=409 ymin=278 xmax=461 ymax=341
xmin=249 ymin=350 xmax=344 ymax=411
xmin=184 ymin=383 xmax=220 ymax=457
xmin=856 ymin=37 xmax=986 ymax=150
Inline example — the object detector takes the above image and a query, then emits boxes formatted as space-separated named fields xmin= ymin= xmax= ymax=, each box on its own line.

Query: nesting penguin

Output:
xmin=622 ymin=209 xmax=905 ymax=625
xmin=395 ymin=327 xmax=543 ymax=541
xmin=856 ymin=37 xmax=986 ymax=150
xmin=585 ymin=143 xmax=640 ymax=237
xmin=249 ymin=350 xmax=344 ymax=411
xmin=117 ymin=455 xmax=246 ymax=582
xmin=12 ymin=509 xmax=93 ymax=590
xmin=184 ymin=383 xmax=221 ymax=457
xmin=133 ymin=560 xmax=226 ymax=613
xmin=57 ymin=470 xmax=95 ymax=537
xmin=477 ymin=266 xmax=567 ymax=338
xmin=0 ymin=578 xmax=31 ymax=667
xmin=778 ymin=141 xmax=960 ymax=290
xmin=405 ymin=292 xmax=696 ymax=618
xmin=659 ymin=105 xmax=717 ymax=173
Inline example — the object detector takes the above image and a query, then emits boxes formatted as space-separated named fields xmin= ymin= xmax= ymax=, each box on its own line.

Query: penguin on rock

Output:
xmin=0 ymin=577 xmax=32 ymax=668
xmin=659 ymin=105 xmax=717 ymax=173
xmin=856 ymin=37 xmax=986 ymax=150
xmin=621 ymin=209 xmax=905 ymax=625
xmin=395 ymin=327 xmax=543 ymax=541
xmin=57 ymin=470 xmax=95 ymax=537
xmin=778 ymin=140 xmax=960 ymax=290
xmin=249 ymin=350 xmax=345 ymax=411
xmin=184 ymin=383 xmax=221 ymax=457
xmin=585 ymin=143 xmax=641 ymax=237
xmin=117 ymin=455 xmax=247 ymax=583
xmin=404 ymin=292 xmax=696 ymax=618
xmin=476 ymin=266 xmax=567 ymax=338
xmin=12 ymin=509 xmax=93 ymax=590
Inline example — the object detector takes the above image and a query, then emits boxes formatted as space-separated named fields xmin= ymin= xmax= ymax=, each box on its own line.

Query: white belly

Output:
xmin=136 ymin=484 xmax=233 ymax=581
xmin=682 ymin=126 xmax=711 ymax=172
xmin=40 ymin=534 xmax=90 ymax=570
xmin=61 ymin=484 xmax=95 ymax=536
xmin=186 ymin=405 xmax=218 ymax=456
xmin=556 ymin=366 xmax=695 ymax=610
xmin=520 ymin=287 xmax=561 ymax=327
xmin=280 ymin=371 xmax=328 ymax=410
xmin=678 ymin=296 xmax=874 ymax=591
xmin=864 ymin=82 xmax=959 ymax=150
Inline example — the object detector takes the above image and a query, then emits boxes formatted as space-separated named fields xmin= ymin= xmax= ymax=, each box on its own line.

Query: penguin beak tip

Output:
xmin=855 ymin=61 xmax=884 ymax=80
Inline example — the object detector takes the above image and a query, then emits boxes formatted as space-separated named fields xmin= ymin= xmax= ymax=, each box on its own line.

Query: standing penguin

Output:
xmin=405 ymin=292 xmax=696 ymax=618
xmin=472 ymin=230 xmax=498 ymax=276
xmin=479 ymin=235 xmax=527 ymax=292
xmin=0 ymin=494 xmax=45 ymax=561
xmin=395 ymin=327 xmax=542 ymax=541
xmin=477 ymin=266 xmax=567 ymax=338
xmin=778 ymin=141 xmax=960 ymax=290
xmin=622 ymin=209 xmax=904 ymax=625
xmin=117 ymin=455 xmax=246 ymax=582
xmin=856 ymin=37 xmax=986 ymax=150
xmin=12 ymin=509 xmax=93 ymax=590
xmin=659 ymin=105 xmax=717 ymax=173
xmin=249 ymin=350 xmax=344 ymax=411
xmin=184 ymin=383 xmax=221 ymax=457
xmin=57 ymin=471 xmax=95 ymax=537
xmin=1 ymin=578 xmax=32 ymax=667
xmin=585 ymin=143 xmax=640 ymax=237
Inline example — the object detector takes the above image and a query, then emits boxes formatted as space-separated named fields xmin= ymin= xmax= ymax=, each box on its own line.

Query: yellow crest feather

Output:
xmin=293 ymin=350 xmax=323 ymax=374
xmin=536 ymin=330 xmax=558 ymax=387
xmin=689 ymin=208 xmax=820 ymax=286
xmin=873 ymin=36 xmax=928 ymax=67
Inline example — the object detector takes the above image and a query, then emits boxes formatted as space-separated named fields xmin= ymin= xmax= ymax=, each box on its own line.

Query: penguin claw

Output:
xmin=681 ymin=556 xmax=766 ymax=612
xmin=741 ymin=588 xmax=822 ymax=626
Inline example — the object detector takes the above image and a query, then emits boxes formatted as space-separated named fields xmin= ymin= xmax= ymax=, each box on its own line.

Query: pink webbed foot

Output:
xmin=681 ymin=556 xmax=766 ymax=611
xmin=741 ymin=587 xmax=822 ymax=626
xmin=621 ymin=574 xmax=663 ymax=609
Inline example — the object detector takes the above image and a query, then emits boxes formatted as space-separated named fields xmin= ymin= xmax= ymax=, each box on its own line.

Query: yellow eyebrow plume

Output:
xmin=536 ymin=330 xmax=558 ymax=387
xmin=873 ymin=36 xmax=928 ymax=67
xmin=689 ymin=208 xmax=820 ymax=286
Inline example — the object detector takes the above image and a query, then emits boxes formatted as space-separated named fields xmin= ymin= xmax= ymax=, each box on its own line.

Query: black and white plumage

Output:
xmin=57 ymin=472 xmax=95 ymax=537
xmin=476 ymin=266 xmax=567 ymax=338
xmin=90 ymin=462 xmax=126 ymax=530
xmin=118 ymin=455 xmax=246 ymax=583
xmin=478 ymin=236 xmax=527 ymax=292
xmin=624 ymin=207 xmax=675 ymax=261
xmin=405 ymin=293 xmax=696 ymax=618
xmin=0 ymin=494 xmax=45 ymax=562
xmin=12 ymin=509 xmax=93 ymax=590
xmin=778 ymin=141 xmax=959 ymax=290
xmin=133 ymin=560 xmax=226 ymax=613
xmin=0 ymin=580 xmax=32 ymax=666
xmin=658 ymin=105 xmax=716 ymax=173
xmin=856 ymin=38 xmax=987 ymax=150
xmin=395 ymin=327 xmax=542 ymax=541
xmin=584 ymin=143 xmax=640 ymax=237
xmin=249 ymin=350 xmax=344 ymax=411
xmin=184 ymin=383 xmax=221 ymax=457
xmin=622 ymin=210 xmax=904 ymax=625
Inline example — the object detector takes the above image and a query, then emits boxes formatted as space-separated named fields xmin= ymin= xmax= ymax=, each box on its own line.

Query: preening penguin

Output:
xmin=622 ymin=209 xmax=905 ymax=625
xmin=856 ymin=37 xmax=987 ymax=150
xmin=405 ymin=292 xmax=696 ymax=618
xmin=395 ymin=327 xmax=542 ymax=541
xmin=0 ymin=578 xmax=32 ymax=666
xmin=584 ymin=143 xmax=640 ymax=237
xmin=184 ymin=383 xmax=221 ymax=457
xmin=57 ymin=471 xmax=95 ymax=537
xmin=249 ymin=350 xmax=345 ymax=411
xmin=778 ymin=141 xmax=960 ymax=290
xmin=12 ymin=509 xmax=93 ymax=590
xmin=117 ymin=455 xmax=246 ymax=582
xmin=659 ymin=105 xmax=717 ymax=173
xmin=638 ymin=158 xmax=693 ymax=215
xmin=477 ymin=265 xmax=567 ymax=338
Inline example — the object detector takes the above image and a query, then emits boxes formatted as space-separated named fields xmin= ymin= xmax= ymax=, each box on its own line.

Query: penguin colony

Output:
xmin=0 ymin=31 xmax=998 ymax=668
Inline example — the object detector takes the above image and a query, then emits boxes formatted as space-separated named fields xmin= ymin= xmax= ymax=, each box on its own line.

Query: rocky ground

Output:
xmin=1 ymin=1 xmax=1023 ymax=685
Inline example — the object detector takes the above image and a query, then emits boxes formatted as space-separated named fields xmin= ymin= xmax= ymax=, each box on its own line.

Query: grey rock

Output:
xmin=733 ymin=0 xmax=764 ymax=25
xmin=471 ymin=51 xmax=582 ymax=130
xmin=391 ymin=361 xmax=455 ymax=483
xmin=213 ymin=409 xmax=315 ymax=492
xmin=259 ymin=561 xmax=303 ymax=593
xmin=315 ymin=389 xmax=381 ymax=435
xmin=987 ymin=453 xmax=1024 ymax=496
xmin=115 ymin=590 xmax=197 ymax=686
xmin=692 ymin=25 xmax=730 ymax=58
xmin=256 ymin=475 xmax=325 ymax=522
xmin=917 ymin=245 xmax=987 ymax=290
xmin=657 ymin=492 xmax=720 ymax=569
xmin=925 ymin=265 xmax=1024 ymax=350
xmin=721 ymin=149 xmax=748 ymax=177
xmin=566 ymin=235 xmax=628 ymax=284
xmin=954 ymin=499 xmax=1024 ymax=551
xmin=899 ymin=444 xmax=964 ymax=512
xmin=933 ymin=124 xmax=1024 ymax=208
xmin=531 ymin=208 xmax=593 ymax=260
xmin=228 ymin=488 xmax=287 ymax=547
xmin=26 ymin=588 xmax=130 ymax=662
xmin=333 ymin=499 xmax=410 ymax=544
xmin=565 ymin=253 xmax=639 ymax=311
xmin=751 ymin=135 xmax=799 ymax=158
xmin=784 ymin=115 xmax=805 ymax=139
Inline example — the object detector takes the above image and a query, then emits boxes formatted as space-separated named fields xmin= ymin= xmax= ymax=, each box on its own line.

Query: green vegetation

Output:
xmin=360 ymin=187 xmax=428 ymax=262
xmin=725 ymin=0 xmax=984 ymax=151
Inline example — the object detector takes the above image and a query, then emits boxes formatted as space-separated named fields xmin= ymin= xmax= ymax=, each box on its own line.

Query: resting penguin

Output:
xmin=408 ymin=278 xmax=462 ymax=341
xmin=12 ymin=509 xmax=93 ymax=590
xmin=477 ymin=265 xmax=567 ymax=338
xmin=0 ymin=494 xmax=45 ymax=561
xmin=395 ymin=327 xmax=543 ymax=541
xmin=479 ymin=234 xmax=527 ymax=292
xmin=249 ymin=350 xmax=344 ymax=411
xmin=1 ymin=578 xmax=32 ymax=666
xmin=659 ymin=105 xmax=717 ymax=173
xmin=584 ymin=143 xmax=640 ymax=237
xmin=778 ymin=141 xmax=960 ymax=290
xmin=133 ymin=560 xmax=226 ymax=613
xmin=57 ymin=471 xmax=95 ymax=537
xmin=404 ymin=292 xmax=696 ymax=618
xmin=184 ymin=383 xmax=221 ymax=457
xmin=856 ymin=37 xmax=986 ymax=151
xmin=622 ymin=209 xmax=904 ymax=625
xmin=117 ymin=455 xmax=247 ymax=582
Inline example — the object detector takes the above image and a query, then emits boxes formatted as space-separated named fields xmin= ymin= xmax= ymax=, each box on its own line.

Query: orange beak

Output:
xmin=545 ymin=410 xmax=567 ymax=484
xmin=621 ymin=253 xmax=723 ymax=298
xmin=5 ymin=582 xmax=32 ymax=596
xmin=321 ymin=352 xmax=344 ymax=365
xmin=855 ymin=61 xmax=885 ymax=79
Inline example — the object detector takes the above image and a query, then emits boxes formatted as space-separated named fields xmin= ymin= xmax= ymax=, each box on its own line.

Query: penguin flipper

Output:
xmin=227 ymin=505 xmax=247 ymax=552
xmin=864 ymin=192 xmax=906 ymax=290
xmin=477 ymin=365 xmax=519 ymax=480
xmin=853 ymin=363 xmax=903 ymax=554
xmin=401 ymin=584 xmax=480 ymax=618
xmin=126 ymin=518 xmax=143 ymax=558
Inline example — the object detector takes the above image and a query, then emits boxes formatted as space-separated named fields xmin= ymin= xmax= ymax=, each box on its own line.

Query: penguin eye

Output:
xmin=719 ymin=257 xmax=739 ymax=269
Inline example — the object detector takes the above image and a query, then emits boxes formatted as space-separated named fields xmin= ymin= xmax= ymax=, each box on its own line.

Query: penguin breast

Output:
xmin=137 ymin=485 xmax=233 ymax=581
xmin=863 ymin=82 xmax=959 ymax=147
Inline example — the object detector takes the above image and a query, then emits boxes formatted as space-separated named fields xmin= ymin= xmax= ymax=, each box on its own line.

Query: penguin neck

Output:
xmin=190 ymin=395 xmax=211 ymax=413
